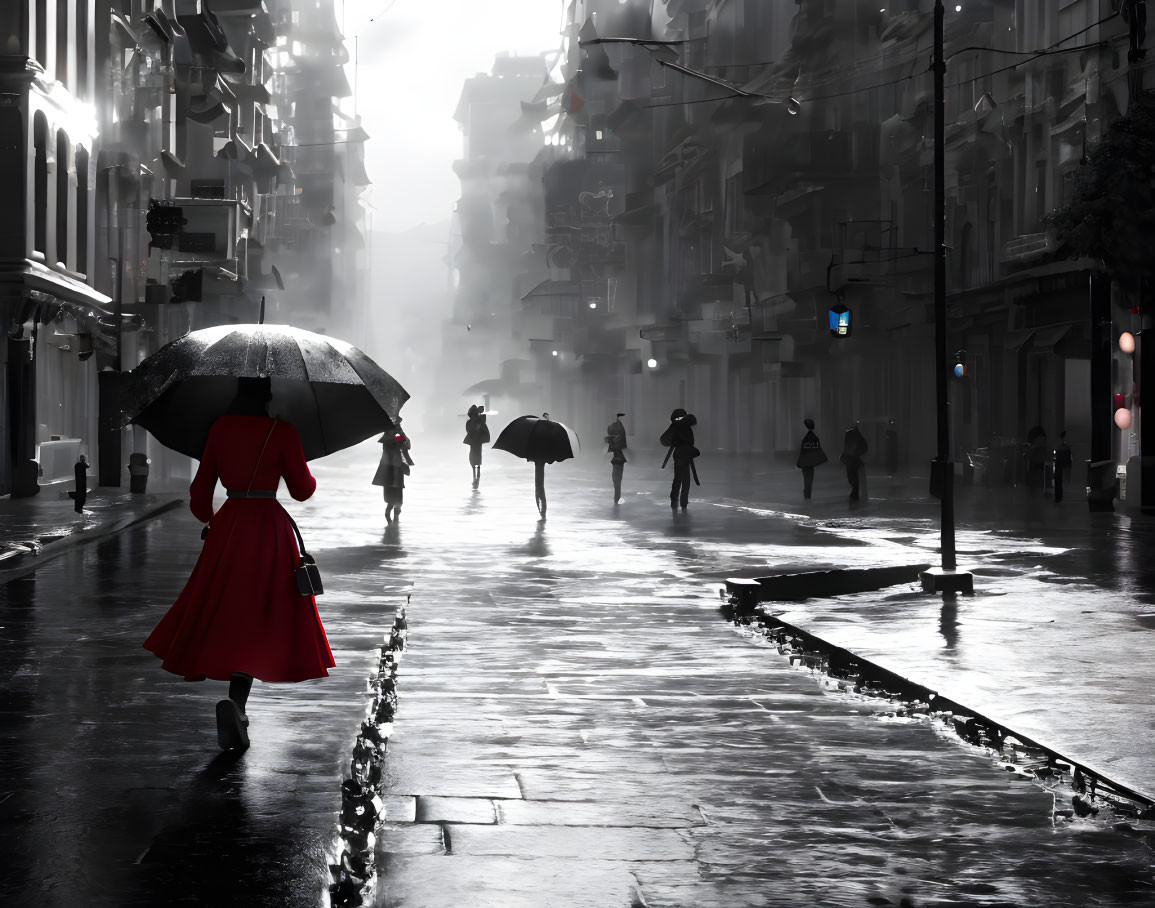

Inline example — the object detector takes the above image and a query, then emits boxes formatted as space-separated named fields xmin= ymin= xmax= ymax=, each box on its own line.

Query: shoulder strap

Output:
xmin=284 ymin=510 xmax=309 ymax=558
xmin=247 ymin=419 xmax=278 ymax=492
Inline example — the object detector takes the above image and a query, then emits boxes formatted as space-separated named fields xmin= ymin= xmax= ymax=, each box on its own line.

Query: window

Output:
xmin=35 ymin=0 xmax=47 ymax=66
xmin=75 ymin=147 xmax=88 ymax=275
xmin=56 ymin=130 xmax=70 ymax=267
xmin=55 ymin=0 xmax=68 ymax=87
xmin=76 ymin=0 xmax=88 ymax=98
xmin=33 ymin=112 xmax=48 ymax=254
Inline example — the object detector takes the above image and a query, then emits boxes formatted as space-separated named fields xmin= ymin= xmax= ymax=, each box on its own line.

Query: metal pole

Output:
xmin=934 ymin=0 xmax=956 ymax=569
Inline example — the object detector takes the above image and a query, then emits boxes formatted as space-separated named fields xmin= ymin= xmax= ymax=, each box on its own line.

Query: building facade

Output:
xmin=454 ymin=0 xmax=1148 ymax=507
xmin=0 ymin=0 xmax=363 ymax=498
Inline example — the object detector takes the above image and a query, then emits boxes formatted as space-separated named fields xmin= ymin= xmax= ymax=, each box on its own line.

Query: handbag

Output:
xmin=285 ymin=511 xmax=324 ymax=597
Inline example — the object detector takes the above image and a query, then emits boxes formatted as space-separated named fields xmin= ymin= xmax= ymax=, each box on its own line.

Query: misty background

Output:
xmin=337 ymin=0 xmax=565 ymax=441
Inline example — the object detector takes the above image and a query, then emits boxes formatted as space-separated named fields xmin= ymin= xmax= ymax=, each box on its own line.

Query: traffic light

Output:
xmin=952 ymin=349 xmax=968 ymax=378
xmin=828 ymin=303 xmax=851 ymax=337
xmin=145 ymin=199 xmax=185 ymax=250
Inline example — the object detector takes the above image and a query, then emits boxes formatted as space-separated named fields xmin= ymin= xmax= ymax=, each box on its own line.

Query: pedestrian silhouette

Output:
xmin=606 ymin=412 xmax=627 ymax=504
xmin=796 ymin=418 xmax=827 ymax=500
xmin=463 ymin=404 xmax=490 ymax=489
xmin=841 ymin=421 xmax=869 ymax=502
xmin=534 ymin=413 xmax=550 ymax=518
xmin=143 ymin=376 xmax=335 ymax=752
xmin=492 ymin=412 xmax=578 ymax=520
xmin=374 ymin=420 xmax=414 ymax=523
xmin=68 ymin=454 xmax=88 ymax=513
xmin=661 ymin=410 xmax=700 ymax=509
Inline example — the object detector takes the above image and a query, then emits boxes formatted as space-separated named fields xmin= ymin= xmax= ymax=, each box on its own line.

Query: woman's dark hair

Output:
xmin=468 ymin=405 xmax=479 ymax=418
xmin=227 ymin=376 xmax=272 ymax=415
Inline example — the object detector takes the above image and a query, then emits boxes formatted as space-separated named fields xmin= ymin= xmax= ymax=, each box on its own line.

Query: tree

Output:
xmin=1046 ymin=91 xmax=1155 ymax=291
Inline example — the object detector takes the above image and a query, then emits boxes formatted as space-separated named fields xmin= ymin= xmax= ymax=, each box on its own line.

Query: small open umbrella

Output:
xmin=493 ymin=415 xmax=579 ymax=463
xmin=122 ymin=323 xmax=409 ymax=460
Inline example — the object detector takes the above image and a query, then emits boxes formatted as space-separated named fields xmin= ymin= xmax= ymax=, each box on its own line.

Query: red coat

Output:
xmin=144 ymin=414 xmax=335 ymax=683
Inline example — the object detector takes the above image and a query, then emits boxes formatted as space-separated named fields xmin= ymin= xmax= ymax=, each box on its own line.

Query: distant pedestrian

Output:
xmin=143 ymin=376 xmax=334 ymax=752
xmin=463 ymin=404 xmax=490 ymax=489
xmin=1054 ymin=430 xmax=1073 ymax=503
xmin=68 ymin=454 xmax=88 ymax=513
xmin=374 ymin=421 xmax=414 ymax=523
xmin=533 ymin=412 xmax=551 ymax=518
xmin=841 ymin=421 xmax=869 ymax=502
xmin=884 ymin=419 xmax=899 ymax=477
xmin=606 ymin=412 xmax=627 ymax=503
xmin=796 ymin=418 xmax=827 ymax=500
xmin=661 ymin=410 xmax=699 ymax=509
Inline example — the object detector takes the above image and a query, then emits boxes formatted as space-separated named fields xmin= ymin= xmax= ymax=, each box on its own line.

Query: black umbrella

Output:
xmin=122 ymin=324 xmax=409 ymax=460
xmin=493 ymin=415 xmax=579 ymax=463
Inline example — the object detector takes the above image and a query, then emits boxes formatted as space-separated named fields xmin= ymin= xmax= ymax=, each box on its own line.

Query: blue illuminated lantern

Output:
xmin=952 ymin=349 xmax=968 ymax=378
xmin=828 ymin=304 xmax=850 ymax=337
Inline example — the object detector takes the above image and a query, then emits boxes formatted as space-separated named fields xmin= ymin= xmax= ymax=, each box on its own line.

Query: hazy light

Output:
xmin=1119 ymin=331 xmax=1136 ymax=354
xmin=646 ymin=358 xmax=658 ymax=369
xmin=551 ymin=350 xmax=558 ymax=356
xmin=588 ymin=301 xmax=597 ymax=309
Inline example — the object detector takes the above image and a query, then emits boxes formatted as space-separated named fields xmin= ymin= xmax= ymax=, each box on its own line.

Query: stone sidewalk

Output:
xmin=0 ymin=484 xmax=184 ymax=581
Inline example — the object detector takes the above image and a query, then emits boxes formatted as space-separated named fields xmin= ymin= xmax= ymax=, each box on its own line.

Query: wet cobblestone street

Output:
xmin=1 ymin=441 xmax=1153 ymax=906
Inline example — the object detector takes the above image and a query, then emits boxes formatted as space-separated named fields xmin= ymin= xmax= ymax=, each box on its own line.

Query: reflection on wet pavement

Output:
xmin=2 ymin=441 xmax=1152 ymax=907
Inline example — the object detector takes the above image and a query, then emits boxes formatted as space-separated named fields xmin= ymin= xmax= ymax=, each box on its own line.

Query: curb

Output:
xmin=725 ymin=564 xmax=931 ymax=604
xmin=0 ymin=496 xmax=186 ymax=582
xmin=329 ymin=600 xmax=408 ymax=908
xmin=723 ymin=593 xmax=1155 ymax=824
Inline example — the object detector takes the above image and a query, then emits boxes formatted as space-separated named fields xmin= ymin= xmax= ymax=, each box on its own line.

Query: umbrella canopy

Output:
xmin=122 ymin=323 xmax=409 ymax=460
xmin=493 ymin=415 xmax=579 ymax=464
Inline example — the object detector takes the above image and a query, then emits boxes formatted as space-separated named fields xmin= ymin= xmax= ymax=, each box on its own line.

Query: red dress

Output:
xmin=144 ymin=414 xmax=336 ymax=682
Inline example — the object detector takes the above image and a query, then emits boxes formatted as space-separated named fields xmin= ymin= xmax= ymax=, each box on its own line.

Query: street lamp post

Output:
xmin=922 ymin=0 xmax=973 ymax=595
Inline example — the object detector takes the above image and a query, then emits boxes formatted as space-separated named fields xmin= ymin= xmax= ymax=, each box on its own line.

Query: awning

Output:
xmin=0 ymin=261 xmax=121 ymax=352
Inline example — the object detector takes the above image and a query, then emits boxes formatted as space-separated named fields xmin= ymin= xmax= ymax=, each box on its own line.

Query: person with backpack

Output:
xmin=661 ymin=409 xmax=700 ymax=509
xmin=796 ymin=418 xmax=827 ymax=500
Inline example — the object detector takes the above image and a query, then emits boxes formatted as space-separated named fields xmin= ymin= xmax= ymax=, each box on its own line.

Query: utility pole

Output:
xmin=921 ymin=0 xmax=973 ymax=594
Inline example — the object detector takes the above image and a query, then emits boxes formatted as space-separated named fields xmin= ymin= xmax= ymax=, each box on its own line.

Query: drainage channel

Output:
xmin=723 ymin=593 xmax=1155 ymax=831
xmin=328 ymin=599 xmax=408 ymax=908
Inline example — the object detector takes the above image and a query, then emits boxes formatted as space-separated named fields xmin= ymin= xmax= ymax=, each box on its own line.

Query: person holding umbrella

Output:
xmin=493 ymin=411 xmax=579 ymax=519
xmin=142 ymin=377 xmax=335 ymax=752
xmin=124 ymin=320 xmax=409 ymax=752
xmin=374 ymin=420 xmax=415 ymax=523
xmin=463 ymin=405 xmax=490 ymax=489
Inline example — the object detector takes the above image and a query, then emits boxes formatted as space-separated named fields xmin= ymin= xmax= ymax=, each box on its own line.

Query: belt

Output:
xmin=227 ymin=490 xmax=277 ymax=499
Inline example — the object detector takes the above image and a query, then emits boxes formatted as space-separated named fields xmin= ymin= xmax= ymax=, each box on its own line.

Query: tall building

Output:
xmin=0 ymin=0 xmax=363 ymax=497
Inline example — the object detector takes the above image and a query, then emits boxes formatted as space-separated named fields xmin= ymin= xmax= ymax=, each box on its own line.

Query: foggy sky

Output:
xmin=340 ymin=0 xmax=565 ymax=232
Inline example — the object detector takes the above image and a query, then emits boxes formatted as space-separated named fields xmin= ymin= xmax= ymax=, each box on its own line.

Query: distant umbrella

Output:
xmin=493 ymin=415 xmax=579 ymax=464
xmin=122 ymin=323 xmax=409 ymax=461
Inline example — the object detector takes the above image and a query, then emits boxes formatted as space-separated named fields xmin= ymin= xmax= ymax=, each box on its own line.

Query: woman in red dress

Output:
xmin=143 ymin=377 xmax=335 ymax=750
